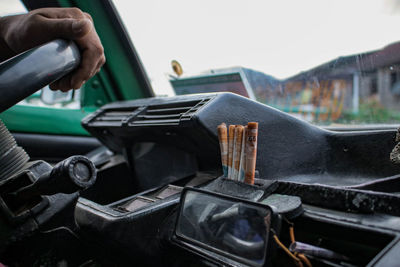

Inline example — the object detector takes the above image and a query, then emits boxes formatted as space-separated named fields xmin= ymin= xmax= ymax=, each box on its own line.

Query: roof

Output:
xmin=286 ymin=41 xmax=400 ymax=82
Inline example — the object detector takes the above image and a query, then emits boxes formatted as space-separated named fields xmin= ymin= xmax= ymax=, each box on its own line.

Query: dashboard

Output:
xmin=73 ymin=92 xmax=400 ymax=266
xmin=1 ymin=92 xmax=400 ymax=266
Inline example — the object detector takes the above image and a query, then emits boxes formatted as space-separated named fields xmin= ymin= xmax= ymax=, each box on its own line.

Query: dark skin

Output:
xmin=0 ymin=7 xmax=106 ymax=92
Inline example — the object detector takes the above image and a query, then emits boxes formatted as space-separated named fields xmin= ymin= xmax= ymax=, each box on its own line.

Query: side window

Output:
xmin=23 ymin=87 xmax=81 ymax=109
xmin=0 ymin=0 xmax=26 ymax=16
xmin=0 ymin=0 xmax=81 ymax=109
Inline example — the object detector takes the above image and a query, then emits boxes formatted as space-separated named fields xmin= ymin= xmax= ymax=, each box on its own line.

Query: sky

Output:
xmin=2 ymin=0 xmax=400 ymax=96
xmin=114 ymin=0 xmax=400 ymax=95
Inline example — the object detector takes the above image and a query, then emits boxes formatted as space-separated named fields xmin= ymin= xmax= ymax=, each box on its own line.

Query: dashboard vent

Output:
xmin=89 ymin=107 xmax=139 ymax=127
xmin=129 ymin=99 xmax=208 ymax=126
xmin=88 ymin=98 xmax=211 ymax=127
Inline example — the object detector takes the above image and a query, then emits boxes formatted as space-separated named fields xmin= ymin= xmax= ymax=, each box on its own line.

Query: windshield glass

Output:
xmin=114 ymin=0 xmax=400 ymax=126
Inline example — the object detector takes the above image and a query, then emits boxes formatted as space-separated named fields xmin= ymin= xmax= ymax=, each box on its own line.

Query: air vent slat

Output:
xmin=92 ymin=110 xmax=137 ymax=125
xmin=89 ymin=121 xmax=122 ymax=127
xmin=97 ymin=118 xmax=122 ymax=122
xmin=137 ymin=114 xmax=182 ymax=119
xmin=103 ymin=111 xmax=133 ymax=116
xmin=98 ymin=116 xmax=126 ymax=121
xmin=147 ymin=100 xmax=201 ymax=110
xmin=130 ymin=119 xmax=180 ymax=125
xmin=146 ymin=106 xmax=192 ymax=115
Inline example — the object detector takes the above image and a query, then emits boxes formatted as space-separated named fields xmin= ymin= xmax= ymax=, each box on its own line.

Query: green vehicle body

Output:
xmin=0 ymin=0 xmax=153 ymax=136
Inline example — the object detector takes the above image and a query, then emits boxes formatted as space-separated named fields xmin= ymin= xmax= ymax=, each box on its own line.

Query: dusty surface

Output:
xmin=391 ymin=127 xmax=400 ymax=164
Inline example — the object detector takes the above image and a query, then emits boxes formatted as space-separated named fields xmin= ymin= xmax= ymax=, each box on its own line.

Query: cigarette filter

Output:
xmin=238 ymin=126 xmax=247 ymax=182
xmin=244 ymin=122 xmax=258 ymax=184
xmin=217 ymin=123 xmax=228 ymax=177
xmin=232 ymin=125 xmax=244 ymax=180
xmin=227 ymin=125 xmax=235 ymax=179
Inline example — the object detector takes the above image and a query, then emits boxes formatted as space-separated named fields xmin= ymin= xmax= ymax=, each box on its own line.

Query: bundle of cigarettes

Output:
xmin=217 ymin=122 xmax=258 ymax=185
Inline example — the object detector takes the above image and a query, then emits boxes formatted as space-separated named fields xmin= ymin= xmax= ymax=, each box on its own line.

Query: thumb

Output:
xmin=42 ymin=18 xmax=92 ymax=40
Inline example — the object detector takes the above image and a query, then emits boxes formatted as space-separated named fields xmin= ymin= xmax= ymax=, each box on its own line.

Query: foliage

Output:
xmin=337 ymin=99 xmax=400 ymax=124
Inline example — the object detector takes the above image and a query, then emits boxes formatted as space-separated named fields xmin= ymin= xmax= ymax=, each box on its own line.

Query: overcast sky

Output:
xmin=2 ymin=0 xmax=400 ymax=95
xmin=114 ymin=0 xmax=400 ymax=95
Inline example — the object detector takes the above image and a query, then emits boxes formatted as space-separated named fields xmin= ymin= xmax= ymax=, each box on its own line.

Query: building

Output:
xmin=278 ymin=41 xmax=400 ymax=122
xmin=170 ymin=67 xmax=278 ymax=102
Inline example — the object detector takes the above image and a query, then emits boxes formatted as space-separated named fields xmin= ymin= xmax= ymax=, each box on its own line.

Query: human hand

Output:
xmin=0 ymin=7 xmax=106 ymax=91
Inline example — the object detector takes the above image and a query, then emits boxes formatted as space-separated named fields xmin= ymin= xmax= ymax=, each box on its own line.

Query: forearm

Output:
xmin=0 ymin=16 xmax=17 ymax=62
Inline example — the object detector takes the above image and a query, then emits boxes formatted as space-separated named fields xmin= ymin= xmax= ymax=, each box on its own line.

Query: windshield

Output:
xmin=120 ymin=1 xmax=400 ymax=125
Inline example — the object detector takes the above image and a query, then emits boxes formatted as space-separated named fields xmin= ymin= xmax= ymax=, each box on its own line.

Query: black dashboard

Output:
xmin=72 ymin=92 xmax=400 ymax=266
xmin=2 ymin=92 xmax=400 ymax=266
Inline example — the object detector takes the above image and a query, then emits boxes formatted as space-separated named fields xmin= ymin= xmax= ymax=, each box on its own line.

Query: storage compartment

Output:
xmin=273 ymin=214 xmax=394 ymax=266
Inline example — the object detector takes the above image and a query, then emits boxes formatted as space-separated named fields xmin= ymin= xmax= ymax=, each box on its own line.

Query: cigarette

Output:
xmin=217 ymin=123 xmax=228 ymax=177
xmin=238 ymin=126 xmax=247 ymax=182
xmin=232 ymin=125 xmax=244 ymax=180
xmin=244 ymin=122 xmax=258 ymax=185
xmin=227 ymin=125 xmax=236 ymax=179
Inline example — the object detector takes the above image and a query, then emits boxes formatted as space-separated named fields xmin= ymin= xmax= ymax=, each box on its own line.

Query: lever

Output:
xmin=11 ymin=156 xmax=96 ymax=201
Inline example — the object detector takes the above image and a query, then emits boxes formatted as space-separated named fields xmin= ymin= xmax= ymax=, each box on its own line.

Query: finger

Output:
xmin=83 ymin=12 xmax=93 ymax=22
xmin=91 ymin=55 xmax=106 ymax=77
xmin=70 ymin=49 xmax=99 ymax=89
xmin=49 ymin=81 xmax=60 ymax=91
xmin=50 ymin=75 xmax=73 ymax=91
xmin=38 ymin=16 xmax=93 ymax=40
xmin=35 ymin=7 xmax=86 ymax=20
xmin=50 ymin=44 xmax=104 ymax=91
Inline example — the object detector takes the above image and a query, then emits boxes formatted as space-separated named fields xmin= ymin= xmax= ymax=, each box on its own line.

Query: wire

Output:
xmin=271 ymin=229 xmax=303 ymax=267
xmin=289 ymin=226 xmax=296 ymax=244
xmin=297 ymin=253 xmax=312 ymax=267
xmin=282 ymin=217 xmax=313 ymax=267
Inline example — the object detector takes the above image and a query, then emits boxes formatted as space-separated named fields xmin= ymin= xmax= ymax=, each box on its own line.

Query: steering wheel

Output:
xmin=0 ymin=39 xmax=80 ymax=113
